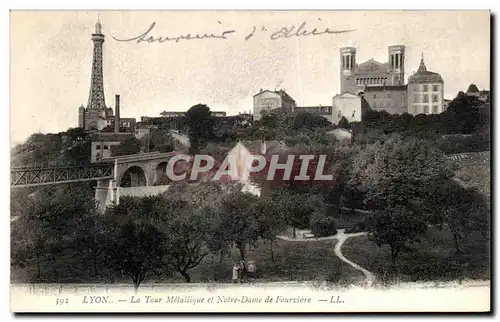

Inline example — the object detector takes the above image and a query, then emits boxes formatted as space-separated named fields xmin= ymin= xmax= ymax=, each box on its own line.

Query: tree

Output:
xmin=254 ymin=195 xmax=287 ymax=261
xmin=185 ymin=104 xmax=215 ymax=154
xmin=351 ymin=136 xmax=453 ymax=211
xmin=165 ymin=207 xmax=220 ymax=282
xmin=367 ymin=205 xmax=427 ymax=268
xmin=270 ymin=189 xmax=325 ymax=238
xmin=351 ymin=136 xmax=454 ymax=269
xmin=103 ymin=196 xmax=170 ymax=290
xmin=140 ymin=130 xmax=175 ymax=153
xmin=110 ymin=137 xmax=142 ymax=157
xmin=310 ymin=212 xmax=337 ymax=237
xmin=11 ymin=183 xmax=100 ymax=282
xmin=219 ymin=191 xmax=261 ymax=261
xmin=431 ymin=180 xmax=490 ymax=253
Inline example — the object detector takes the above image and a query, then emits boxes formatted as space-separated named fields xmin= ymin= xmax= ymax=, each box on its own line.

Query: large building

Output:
xmin=78 ymin=20 xmax=135 ymax=133
xmin=334 ymin=46 xmax=444 ymax=122
xmin=407 ymin=55 xmax=445 ymax=115
xmin=253 ymin=89 xmax=297 ymax=121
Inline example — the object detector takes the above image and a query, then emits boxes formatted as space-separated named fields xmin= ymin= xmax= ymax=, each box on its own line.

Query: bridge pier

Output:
xmin=95 ymin=179 xmax=118 ymax=213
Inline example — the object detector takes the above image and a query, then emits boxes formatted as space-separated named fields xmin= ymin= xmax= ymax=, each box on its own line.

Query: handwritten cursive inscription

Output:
xmin=112 ymin=22 xmax=236 ymax=44
xmin=269 ymin=22 xmax=356 ymax=40
xmin=112 ymin=21 xmax=356 ymax=44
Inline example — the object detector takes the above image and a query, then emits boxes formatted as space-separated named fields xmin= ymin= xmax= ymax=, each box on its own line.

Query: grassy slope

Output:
xmin=11 ymin=239 xmax=365 ymax=285
xmin=341 ymin=226 xmax=490 ymax=284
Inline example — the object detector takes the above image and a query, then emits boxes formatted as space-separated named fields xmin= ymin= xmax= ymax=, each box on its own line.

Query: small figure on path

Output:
xmin=239 ymin=260 xmax=247 ymax=283
xmin=232 ymin=263 xmax=240 ymax=283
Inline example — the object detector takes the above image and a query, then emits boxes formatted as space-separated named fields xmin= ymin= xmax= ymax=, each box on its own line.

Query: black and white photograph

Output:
xmin=9 ymin=10 xmax=491 ymax=313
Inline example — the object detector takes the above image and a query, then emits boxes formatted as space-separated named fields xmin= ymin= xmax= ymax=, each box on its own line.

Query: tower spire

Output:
xmin=417 ymin=52 xmax=427 ymax=73
xmin=87 ymin=18 xmax=106 ymax=110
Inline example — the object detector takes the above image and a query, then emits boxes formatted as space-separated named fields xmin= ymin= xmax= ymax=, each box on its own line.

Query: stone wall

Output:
xmin=118 ymin=185 xmax=171 ymax=199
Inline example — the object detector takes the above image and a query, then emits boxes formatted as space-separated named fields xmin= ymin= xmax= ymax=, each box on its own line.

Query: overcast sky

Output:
xmin=10 ymin=10 xmax=490 ymax=144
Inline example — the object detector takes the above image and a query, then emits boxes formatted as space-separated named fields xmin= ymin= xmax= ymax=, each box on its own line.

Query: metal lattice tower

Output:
xmin=87 ymin=18 xmax=106 ymax=110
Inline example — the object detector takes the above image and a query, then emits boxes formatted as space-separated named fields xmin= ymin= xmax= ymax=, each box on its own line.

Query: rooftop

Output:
xmin=363 ymin=85 xmax=408 ymax=92
xmin=90 ymin=132 xmax=134 ymax=142
xmin=254 ymin=89 xmax=296 ymax=103
xmin=408 ymin=55 xmax=443 ymax=84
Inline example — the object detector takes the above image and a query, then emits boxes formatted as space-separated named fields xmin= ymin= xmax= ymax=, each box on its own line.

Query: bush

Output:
xmin=344 ymin=221 xmax=366 ymax=234
xmin=436 ymin=134 xmax=490 ymax=154
xmin=310 ymin=213 xmax=337 ymax=237
xmin=325 ymin=270 xmax=343 ymax=283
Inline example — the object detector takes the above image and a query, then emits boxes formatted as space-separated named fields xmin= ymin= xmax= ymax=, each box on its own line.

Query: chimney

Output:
xmin=114 ymin=95 xmax=120 ymax=133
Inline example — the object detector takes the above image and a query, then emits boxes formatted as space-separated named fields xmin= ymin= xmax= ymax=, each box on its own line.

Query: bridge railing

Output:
xmin=11 ymin=163 xmax=115 ymax=188
xmin=11 ymin=160 xmax=114 ymax=170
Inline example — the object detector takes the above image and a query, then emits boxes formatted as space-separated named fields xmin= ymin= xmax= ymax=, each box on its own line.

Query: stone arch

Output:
xmin=119 ymin=165 xmax=148 ymax=187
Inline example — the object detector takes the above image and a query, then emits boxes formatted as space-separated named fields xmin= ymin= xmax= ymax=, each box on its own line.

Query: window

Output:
xmin=373 ymin=94 xmax=377 ymax=99
xmin=424 ymin=105 xmax=429 ymax=114
xmin=413 ymin=94 xmax=418 ymax=103
xmin=433 ymin=105 xmax=439 ymax=113
xmin=96 ymin=145 xmax=101 ymax=150
xmin=104 ymin=145 xmax=109 ymax=150
xmin=422 ymin=85 xmax=428 ymax=91
xmin=432 ymin=85 xmax=439 ymax=92
xmin=432 ymin=94 xmax=438 ymax=103
xmin=423 ymin=94 xmax=429 ymax=103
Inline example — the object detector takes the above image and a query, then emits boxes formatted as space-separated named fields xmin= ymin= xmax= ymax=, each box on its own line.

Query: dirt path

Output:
xmin=277 ymin=229 xmax=375 ymax=285
xmin=334 ymin=229 xmax=375 ymax=286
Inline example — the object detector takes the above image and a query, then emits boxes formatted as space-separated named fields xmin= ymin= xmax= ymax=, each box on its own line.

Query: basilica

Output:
xmin=333 ymin=45 xmax=444 ymax=124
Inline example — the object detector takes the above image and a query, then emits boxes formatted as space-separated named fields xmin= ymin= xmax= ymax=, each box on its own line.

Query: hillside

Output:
xmin=451 ymin=152 xmax=490 ymax=199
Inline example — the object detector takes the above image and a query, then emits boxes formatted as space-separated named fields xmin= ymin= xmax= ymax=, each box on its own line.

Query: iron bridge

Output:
xmin=10 ymin=162 xmax=114 ymax=188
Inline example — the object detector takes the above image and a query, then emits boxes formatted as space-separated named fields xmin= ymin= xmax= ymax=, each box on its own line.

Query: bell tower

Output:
xmin=340 ymin=47 xmax=357 ymax=93
xmin=388 ymin=45 xmax=405 ymax=86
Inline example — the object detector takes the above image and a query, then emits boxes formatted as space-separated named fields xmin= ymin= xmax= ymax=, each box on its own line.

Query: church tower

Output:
xmin=87 ymin=18 xmax=107 ymax=111
xmin=388 ymin=45 xmax=405 ymax=85
xmin=339 ymin=46 xmax=357 ymax=93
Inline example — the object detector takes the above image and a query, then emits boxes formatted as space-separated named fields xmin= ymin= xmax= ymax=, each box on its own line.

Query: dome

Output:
xmin=408 ymin=55 xmax=443 ymax=84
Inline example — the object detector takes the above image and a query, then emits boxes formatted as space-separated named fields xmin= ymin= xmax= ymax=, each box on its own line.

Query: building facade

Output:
xmin=332 ymin=92 xmax=368 ymax=124
xmin=340 ymin=45 xmax=406 ymax=95
xmin=90 ymin=132 xmax=135 ymax=163
xmin=407 ymin=56 xmax=444 ymax=115
xmin=253 ymin=89 xmax=297 ymax=121
xmin=362 ymin=85 xmax=408 ymax=114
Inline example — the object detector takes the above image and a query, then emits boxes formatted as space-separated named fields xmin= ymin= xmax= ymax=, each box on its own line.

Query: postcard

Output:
xmin=10 ymin=10 xmax=491 ymax=313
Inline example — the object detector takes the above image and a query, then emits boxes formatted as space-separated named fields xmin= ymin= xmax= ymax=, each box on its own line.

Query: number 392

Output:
xmin=56 ymin=298 xmax=68 ymax=305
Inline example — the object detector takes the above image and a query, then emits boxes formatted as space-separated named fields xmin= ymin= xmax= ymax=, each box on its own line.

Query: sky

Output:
xmin=10 ymin=10 xmax=490 ymax=144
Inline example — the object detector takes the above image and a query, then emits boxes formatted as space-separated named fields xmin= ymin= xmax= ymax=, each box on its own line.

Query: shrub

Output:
xmin=344 ymin=221 xmax=366 ymax=234
xmin=325 ymin=270 xmax=343 ymax=283
xmin=310 ymin=213 xmax=337 ymax=237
